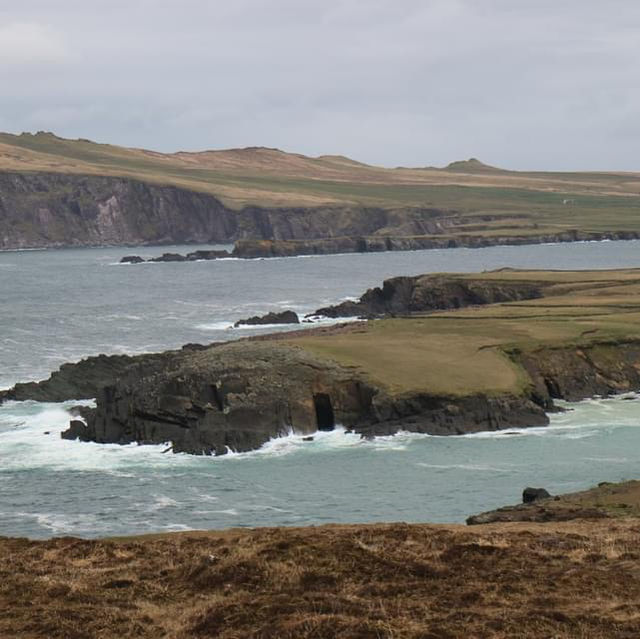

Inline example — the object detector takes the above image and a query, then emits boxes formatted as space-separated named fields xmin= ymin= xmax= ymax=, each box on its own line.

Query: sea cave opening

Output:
xmin=314 ymin=393 xmax=335 ymax=431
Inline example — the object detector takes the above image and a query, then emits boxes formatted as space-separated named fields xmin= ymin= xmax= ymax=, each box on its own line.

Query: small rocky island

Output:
xmin=3 ymin=268 xmax=640 ymax=455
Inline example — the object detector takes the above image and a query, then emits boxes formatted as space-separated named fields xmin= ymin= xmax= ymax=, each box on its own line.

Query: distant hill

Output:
xmin=444 ymin=158 xmax=506 ymax=173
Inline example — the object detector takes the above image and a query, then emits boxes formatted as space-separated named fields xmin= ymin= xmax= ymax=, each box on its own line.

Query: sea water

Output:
xmin=1 ymin=240 xmax=640 ymax=538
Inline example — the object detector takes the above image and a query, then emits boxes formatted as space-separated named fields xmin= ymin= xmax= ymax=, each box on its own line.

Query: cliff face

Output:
xmin=233 ymin=229 xmax=640 ymax=258
xmin=512 ymin=342 xmax=640 ymax=405
xmin=58 ymin=340 xmax=546 ymax=455
xmin=313 ymin=274 xmax=545 ymax=317
xmin=0 ymin=171 xmax=457 ymax=249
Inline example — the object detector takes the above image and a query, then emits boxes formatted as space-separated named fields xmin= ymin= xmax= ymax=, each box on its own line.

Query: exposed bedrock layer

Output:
xmin=232 ymin=229 xmax=640 ymax=259
xmin=467 ymin=480 xmax=640 ymax=525
xmin=0 ymin=171 xmax=462 ymax=249
xmin=313 ymin=273 xmax=546 ymax=318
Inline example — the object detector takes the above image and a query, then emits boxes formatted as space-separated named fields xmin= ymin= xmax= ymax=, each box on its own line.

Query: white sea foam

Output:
xmin=1 ymin=393 xmax=637 ymax=474
xmin=195 ymin=321 xmax=234 ymax=331
xmin=0 ymin=400 xmax=197 ymax=472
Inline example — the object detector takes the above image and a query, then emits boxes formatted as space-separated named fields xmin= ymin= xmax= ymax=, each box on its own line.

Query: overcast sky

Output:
xmin=1 ymin=0 xmax=639 ymax=170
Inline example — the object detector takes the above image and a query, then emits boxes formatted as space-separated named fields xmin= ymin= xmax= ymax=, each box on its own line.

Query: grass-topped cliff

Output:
xmin=291 ymin=268 xmax=640 ymax=398
xmin=1 ymin=131 xmax=640 ymax=249
xmin=5 ymin=268 xmax=640 ymax=454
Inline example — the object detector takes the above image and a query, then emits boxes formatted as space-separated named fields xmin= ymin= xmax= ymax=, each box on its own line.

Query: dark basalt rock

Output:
xmin=312 ymin=273 xmax=546 ymax=318
xmin=234 ymin=310 xmax=300 ymax=327
xmin=0 ymin=349 xmax=194 ymax=404
xmin=61 ymin=420 xmax=91 ymax=441
xmin=523 ymin=487 xmax=551 ymax=503
xmin=185 ymin=249 xmax=231 ymax=261
xmin=120 ymin=255 xmax=145 ymax=264
xmin=150 ymin=252 xmax=187 ymax=262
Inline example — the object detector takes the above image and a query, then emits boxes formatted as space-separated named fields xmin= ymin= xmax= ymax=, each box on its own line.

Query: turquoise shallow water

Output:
xmin=1 ymin=240 xmax=640 ymax=538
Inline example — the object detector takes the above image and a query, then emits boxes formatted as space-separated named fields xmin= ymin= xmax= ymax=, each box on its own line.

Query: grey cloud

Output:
xmin=1 ymin=0 xmax=640 ymax=170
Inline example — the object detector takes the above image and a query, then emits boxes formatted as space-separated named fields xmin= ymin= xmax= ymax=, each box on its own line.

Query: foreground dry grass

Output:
xmin=3 ymin=519 xmax=640 ymax=638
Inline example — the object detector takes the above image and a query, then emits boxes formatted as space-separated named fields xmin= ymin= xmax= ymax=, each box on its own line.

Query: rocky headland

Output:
xmin=4 ymin=268 xmax=640 ymax=455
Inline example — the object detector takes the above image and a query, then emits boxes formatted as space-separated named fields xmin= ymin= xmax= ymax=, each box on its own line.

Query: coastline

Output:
xmin=4 ymin=268 xmax=640 ymax=455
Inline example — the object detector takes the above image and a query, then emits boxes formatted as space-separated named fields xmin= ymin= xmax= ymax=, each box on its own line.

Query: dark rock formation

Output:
xmin=234 ymin=310 xmax=300 ymax=327
xmin=523 ymin=487 xmax=551 ymax=503
xmin=313 ymin=273 xmax=546 ymax=318
xmin=150 ymin=252 xmax=187 ymax=262
xmin=185 ymin=249 xmax=231 ymax=261
xmin=232 ymin=230 xmax=640 ymax=259
xmin=465 ymin=481 xmax=640 ymax=524
xmin=510 ymin=341 xmax=640 ymax=405
xmin=466 ymin=502 xmax=609 ymax=525
xmin=0 ymin=349 xmax=192 ymax=404
xmin=119 ymin=249 xmax=231 ymax=264
xmin=61 ymin=420 xmax=91 ymax=442
xmin=63 ymin=342 xmax=381 ymax=455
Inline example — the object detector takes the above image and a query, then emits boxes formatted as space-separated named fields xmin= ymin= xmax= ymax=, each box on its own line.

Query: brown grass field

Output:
xmin=3 ymin=516 xmax=640 ymax=638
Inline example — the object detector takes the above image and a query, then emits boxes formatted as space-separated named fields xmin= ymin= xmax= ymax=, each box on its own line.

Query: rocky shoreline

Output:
xmin=3 ymin=269 xmax=640 ymax=455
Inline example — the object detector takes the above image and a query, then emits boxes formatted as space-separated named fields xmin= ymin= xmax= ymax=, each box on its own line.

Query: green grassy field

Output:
xmin=290 ymin=269 xmax=640 ymax=396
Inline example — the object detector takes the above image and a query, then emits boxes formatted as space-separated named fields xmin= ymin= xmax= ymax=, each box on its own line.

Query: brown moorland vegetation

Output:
xmin=3 ymin=517 xmax=640 ymax=638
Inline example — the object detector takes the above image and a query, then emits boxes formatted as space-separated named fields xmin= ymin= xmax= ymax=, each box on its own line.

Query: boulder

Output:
xmin=120 ymin=255 xmax=145 ymax=264
xmin=522 ymin=487 xmax=551 ymax=503
xmin=234 ymin=310 xmax=300 ymax=327
xmin=61 ymin=420 xmax=91 ymax=441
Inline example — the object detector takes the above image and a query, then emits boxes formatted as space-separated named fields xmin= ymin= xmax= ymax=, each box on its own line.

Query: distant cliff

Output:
xmin=0 ymin=171 xmax=457 ymax=249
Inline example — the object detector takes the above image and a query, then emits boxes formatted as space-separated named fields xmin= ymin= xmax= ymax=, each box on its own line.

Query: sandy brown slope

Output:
xmin=3 ymin=518 xmax=640 ymax=638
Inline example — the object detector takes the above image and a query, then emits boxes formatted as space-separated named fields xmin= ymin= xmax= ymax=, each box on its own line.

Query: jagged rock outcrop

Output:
xmin=234 ymin=310 xmax=300 ymax=327
xmin=510 ymin=341 xmax=640 ymax=405
xmin=64 ymin=342 xmax=381 ymax=454
xmin=313 ymin=273 xmax=546 ymax=318
xmin=59 ymin=339 xmax=549 ymax=455
xmin=0 ymin=349 xmax=194 ymax=404
xmin=119 ymin=249 xmax=231 ymax=264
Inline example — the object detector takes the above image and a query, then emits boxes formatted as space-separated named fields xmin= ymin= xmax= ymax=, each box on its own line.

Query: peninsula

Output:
xmin=4 ymin=267 xmax=640 ymax=454
xmin=1 ymin=131 xmax=640 ymax=253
